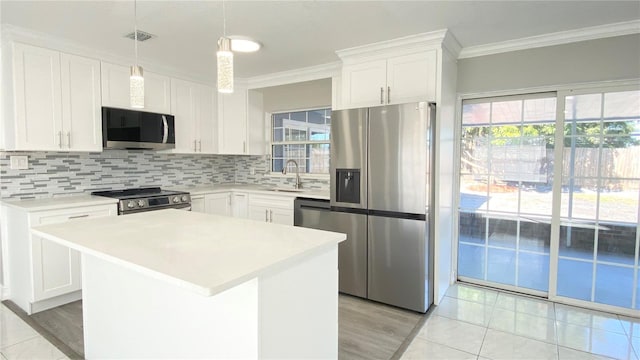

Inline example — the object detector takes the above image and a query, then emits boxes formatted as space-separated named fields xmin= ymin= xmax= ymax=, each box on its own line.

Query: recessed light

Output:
xmin=229 ymin=36 xmax=261 ymax=53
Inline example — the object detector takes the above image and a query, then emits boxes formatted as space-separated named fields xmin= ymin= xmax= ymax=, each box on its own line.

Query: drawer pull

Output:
xmin=68 ymin=214 xmax=89 ymax=220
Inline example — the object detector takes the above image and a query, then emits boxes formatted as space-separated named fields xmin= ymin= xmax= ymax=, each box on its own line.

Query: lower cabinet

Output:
xmin=3 ymin=203 xmax=117 ymax=314
xmin=204 ymin=192 xmax=232 ymax=216
xmin=190 ymin=195 xmax=205 ymax=213
xmin=247 ymin=194 xmax=294 ymax=226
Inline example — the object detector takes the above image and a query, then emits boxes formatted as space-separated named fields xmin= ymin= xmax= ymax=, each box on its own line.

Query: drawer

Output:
xmin=248 ymin=194 xmax=294 ymax=209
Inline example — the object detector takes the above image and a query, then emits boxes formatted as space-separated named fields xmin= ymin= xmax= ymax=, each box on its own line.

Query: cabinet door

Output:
xmin=248 ymin=204 xmax=269 ymax=223
xmin=196 ymin=84 xmax=217 ymax=153
xmin=218 ymin=89 xmax=247 ymax=154
xmin=231 ymin=192 xmax=248 ymax=218
xmin=386 ymin=50 xmax=437 ymax=104
xmin=31 ymin=206 xmax=116 ymax=301
xmin=204 ymin=192 xmax=231 ymax=216
xmin=100 ymin=62 xmax=171 ymax=113
xmin=269 ymin=207 xmax=294 ymax=226
xmin=190 ymin=195 xmax=205 ymax=213
xmin=145 ymin=71 xmax=172 ymax=114
xmin=171 ymin=79 xmax=197 ymax=153
xmin=341 ymin=59 xmax=387 ymax=108
xmin=60 ymin=53 xmax=102 ymax=151
xmin=246 ymin=89 xmax=265 ymax=155
xmin=13 ymin=43 xmax=63 ymax=150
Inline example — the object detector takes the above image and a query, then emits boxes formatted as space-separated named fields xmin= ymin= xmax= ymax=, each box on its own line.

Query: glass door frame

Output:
xmin=453 ymin=81 xmax=640 ymax=318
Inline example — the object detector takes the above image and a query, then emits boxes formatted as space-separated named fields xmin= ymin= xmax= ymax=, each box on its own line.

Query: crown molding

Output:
xmin=1 ymin=24 xmax=214 ymax=84
xmin=336 ymin=29 xmax=448 ymax=62
xmin=247 ymin=61 xmax=340 ymax=89
xmin=459 ymin=19 xmax=640 ymax=59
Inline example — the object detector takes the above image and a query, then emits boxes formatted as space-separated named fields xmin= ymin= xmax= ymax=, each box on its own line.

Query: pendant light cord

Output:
xmin=134 ymin=0 xmax=138 ymax=66
xmin=222 ymin=0 xmax=227 ymax=36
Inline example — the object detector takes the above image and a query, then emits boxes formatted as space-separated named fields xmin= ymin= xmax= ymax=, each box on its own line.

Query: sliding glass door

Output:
xmin=458 ymin=86 xmax=640 ymax=313
xmin=555 ymin=88 xmax=640 ymax=310
xmin=458 ymin=93 xmax=557 ymax=294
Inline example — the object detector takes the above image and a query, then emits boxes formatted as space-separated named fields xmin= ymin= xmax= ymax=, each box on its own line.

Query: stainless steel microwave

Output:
xmin=102 ymin=107 xmax=175 ymax=150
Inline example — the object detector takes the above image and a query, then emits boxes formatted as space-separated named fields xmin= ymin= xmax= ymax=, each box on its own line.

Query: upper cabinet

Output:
xmin=1 ymin=42 xmax=101 ymax=151
xmin=171 ymin=79 xmax=217 ymax=154
xmin=101 ymin=62 xmax=171 ymax=114
xmin=217 ymin=85 xmax=265 ymax=155
xmin=340 ymin=51 xmax=436 ymax=108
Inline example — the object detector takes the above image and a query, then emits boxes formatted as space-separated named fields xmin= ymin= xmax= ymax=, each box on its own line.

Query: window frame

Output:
xmin=269 ymin=106 xmax=331 ymax=177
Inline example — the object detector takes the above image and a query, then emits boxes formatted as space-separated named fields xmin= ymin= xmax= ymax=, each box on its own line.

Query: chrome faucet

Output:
xmin=282 ymin=159 xmax=302 ymax=189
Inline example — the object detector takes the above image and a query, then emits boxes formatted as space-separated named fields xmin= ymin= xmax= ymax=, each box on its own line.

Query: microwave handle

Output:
xmin=162 ymin=115 xmax=169 ymax=144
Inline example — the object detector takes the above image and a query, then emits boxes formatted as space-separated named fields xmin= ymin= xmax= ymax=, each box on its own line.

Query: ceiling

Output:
xmin=2 ymin=1 xmax=639 ymax=81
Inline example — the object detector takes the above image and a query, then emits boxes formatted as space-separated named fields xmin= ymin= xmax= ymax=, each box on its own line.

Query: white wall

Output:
xmin=457 ymin=34 xmax=640 ymax=95
xmin=259 ymin=78 xmax=332 ymax=113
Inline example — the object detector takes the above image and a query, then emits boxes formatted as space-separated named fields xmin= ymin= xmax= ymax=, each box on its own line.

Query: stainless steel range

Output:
xmin=91 ymin=187 xmax=191 ymax=215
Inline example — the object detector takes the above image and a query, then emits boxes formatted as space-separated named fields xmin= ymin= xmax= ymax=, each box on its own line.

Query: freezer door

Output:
xmin=368 ymin=215 xmax=431 ymax=313
xmin=368 ymin=102 xmax=429 ymax=214
xmin=330 ymin=108 xmax=368 ymax=209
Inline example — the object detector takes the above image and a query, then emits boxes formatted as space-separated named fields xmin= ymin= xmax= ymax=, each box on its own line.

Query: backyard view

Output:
xmin=458 ymin=89 xmax=640 ymax=310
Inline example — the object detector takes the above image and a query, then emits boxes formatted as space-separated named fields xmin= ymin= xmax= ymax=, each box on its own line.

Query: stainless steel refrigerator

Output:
xmin=330 ymin=102 xmax=434 ymax=313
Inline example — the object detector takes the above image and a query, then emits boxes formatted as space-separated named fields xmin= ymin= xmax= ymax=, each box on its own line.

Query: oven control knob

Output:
xmin=127 ymin=200 xmax=135 ymax=208
xmin=181 ymin=195 xmax=188 ymax=202
xmin=137 ymin=200 xmax=145 ymax=207
xmin=173 ymin=196 xmax=180 ymax=203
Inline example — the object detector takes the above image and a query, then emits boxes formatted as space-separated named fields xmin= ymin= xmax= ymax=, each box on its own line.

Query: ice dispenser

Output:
xmin=335 ymin=169 xmax=360 ymax=204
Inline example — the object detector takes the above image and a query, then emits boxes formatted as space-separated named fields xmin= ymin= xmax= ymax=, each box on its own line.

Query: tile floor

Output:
xmin=401 ymin=283 xmax=640 ymax=360
xmin=2 ymin=283 xmax=639 ymax=360
xmin=0 ymin=303 xmax=67 ymax=360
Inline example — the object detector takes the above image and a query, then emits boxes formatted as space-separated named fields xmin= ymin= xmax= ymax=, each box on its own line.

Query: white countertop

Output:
xmin=31 ymin=209 xmax=345 ymax=297
xmin=173 ymin=184 xmax=330 ymax=200
xmin=1 ymin=194 xmax=118 ymax=212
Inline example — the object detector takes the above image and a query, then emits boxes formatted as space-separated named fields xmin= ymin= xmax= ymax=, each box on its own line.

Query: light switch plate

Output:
xmin=249 ymin=167 xmax=256 ymax=175
xmin=10 ymin=155 xmax=28 ymax=170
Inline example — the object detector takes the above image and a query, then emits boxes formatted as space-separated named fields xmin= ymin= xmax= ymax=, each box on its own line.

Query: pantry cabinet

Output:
xmin=2 ymin=43 xmax=101 ymax=151
xmin=340 ymin=50 xmax=437 ymax=108
xmin=101 ymin=61 xmax=171 ymax=114
xmin=171 ymin=79 xmax=217 ymax=153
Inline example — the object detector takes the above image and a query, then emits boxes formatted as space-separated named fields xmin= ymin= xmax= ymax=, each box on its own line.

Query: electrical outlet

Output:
xmin=249 ymin=167 xmax=256 ymax=175
xmin=10 ymin=155 xmax=28 ymax=170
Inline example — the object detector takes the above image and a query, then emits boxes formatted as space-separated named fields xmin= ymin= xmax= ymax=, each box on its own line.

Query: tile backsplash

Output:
xmin=0 ymin=151 xmax=328 ymax=200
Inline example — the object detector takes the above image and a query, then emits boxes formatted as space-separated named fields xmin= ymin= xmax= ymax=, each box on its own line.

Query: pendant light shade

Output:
xmin=130 ymin=65 xmax=144 ymax=108
xmin=217 ymin=37 xmax=234 ymax=93
xmin=130 ymin=0 xmax=144 ymax=108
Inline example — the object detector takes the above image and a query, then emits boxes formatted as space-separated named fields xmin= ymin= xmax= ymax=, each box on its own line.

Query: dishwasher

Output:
xmin=294 ymin=198 xmax=367 ymax=298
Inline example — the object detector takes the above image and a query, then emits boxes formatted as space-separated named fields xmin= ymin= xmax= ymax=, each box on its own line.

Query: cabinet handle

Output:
xmin=387 ymin=86 xmax=391 ymax=104
xmin=193 ymin=140 xmax=197 ymax=152
xmin=68 ymin=214 xmax=89 ymax=220
xmin=243 ymin=141 xmax=246 ymax=154
xmin=67 ymin=131 xmax=71 ymax=148
xmin=380 ymin=87 xmax=384 ymax=104
xmin=269 ymin=210 xmax=273 ymax=223
xmin=198 ymin=140 xmax=202 ymax=152
xmin=265 ymin=209 xmax=268 ymax=222
xmin=58 ymin=131 xmax=63 ymax=149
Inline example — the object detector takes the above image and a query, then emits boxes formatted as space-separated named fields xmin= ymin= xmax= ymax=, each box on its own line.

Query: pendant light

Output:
xmin=130 ymin=0 xmax=144 ymax=108
xmin=217 ymin=0 xmax=233 ymax=93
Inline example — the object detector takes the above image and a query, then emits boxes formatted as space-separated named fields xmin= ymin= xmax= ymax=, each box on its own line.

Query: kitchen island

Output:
xmin=31 ymin=209 xmax=345 ymax=359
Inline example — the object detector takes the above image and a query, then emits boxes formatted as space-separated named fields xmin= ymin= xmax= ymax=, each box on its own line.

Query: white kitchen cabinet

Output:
xmin=101 ymin=61 xmax=171 ymax=114
xmin=204 ymin=192 xmax=232 ymax=216
xmin=171 ymin=79 xmax=217 ymax=153
xmin=2 ymin=43 xmax=102 ymax=151
xmin=248 ymin=194 xmax=294 ymax=226
xmin=340 ymin=50 xmax=436 ymax=108
xmin=3 ymin=202 xmax=117 ymax=314
xmin=231 ymin=192 xmax=248 ymax=218
xmin=190 ymin=195 xmax=205 ymax=213
xmin=217 ymin=86 xmax=264 ymax=155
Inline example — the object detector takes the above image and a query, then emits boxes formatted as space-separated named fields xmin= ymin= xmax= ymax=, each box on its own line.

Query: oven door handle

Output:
xmin=162 ymin=115 xmax=169 ymax=144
